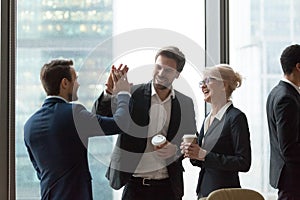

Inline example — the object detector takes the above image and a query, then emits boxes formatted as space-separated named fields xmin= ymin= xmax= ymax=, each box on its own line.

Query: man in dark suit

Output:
xmin=93 ymin=46 xmax=197 ymax=200
xmin=24 ymin=59 xmax=131 ymax=200
xmin=266 ymin=44 xmax=300 ymax=200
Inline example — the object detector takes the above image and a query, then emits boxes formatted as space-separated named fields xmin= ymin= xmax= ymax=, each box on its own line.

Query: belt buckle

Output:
xmin=142 ymin=178 xmax=151 ymax=186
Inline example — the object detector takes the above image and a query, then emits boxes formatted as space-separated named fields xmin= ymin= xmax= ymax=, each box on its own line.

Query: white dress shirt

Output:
xmin=133 ymin=83 xmax=175 ymax=179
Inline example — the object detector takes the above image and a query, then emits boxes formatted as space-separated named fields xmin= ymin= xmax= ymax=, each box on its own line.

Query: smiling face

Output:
xmin=200 ymin=65 xmax=243 ymax=106
xmin=200 ymin=76 xmax=224 ymax=103
xmin=153 ymin=55 xmax=179 ymax=90
xmin=200 ymin=68 xmax=228 ymax=105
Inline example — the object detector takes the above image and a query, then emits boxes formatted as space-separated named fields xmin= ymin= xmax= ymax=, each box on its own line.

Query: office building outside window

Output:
xmin=16 ymin=0 xmax=204 ymax=199
xmin=17 ymin=0 xmax=113 ymax=199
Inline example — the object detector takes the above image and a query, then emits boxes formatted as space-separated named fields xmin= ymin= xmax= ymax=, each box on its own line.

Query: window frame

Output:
xmin=1 ymin=0 xmax=16 ymax=199
xmin=204 ymin=0 xmax=229 ymax=114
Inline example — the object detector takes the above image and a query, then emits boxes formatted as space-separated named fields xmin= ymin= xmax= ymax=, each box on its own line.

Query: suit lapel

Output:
xmin=142 ymin=82 xmax=152 ymax=115
xmin=166 ymin=96 xmax=181 ymax=141
xmin=198 ymin=125 xmax=204 ymax=147
xmin=203 ymin=118 xmax=222 ymax=139
xmin=131 ymin=82 xmax=152 ymax=127
xmin=141 ymin=83 xmax=180 ymax=141
xmin=202 ymin=106 xmax=231 ymax=152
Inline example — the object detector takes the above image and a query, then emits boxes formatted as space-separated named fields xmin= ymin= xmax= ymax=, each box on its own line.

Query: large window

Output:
xmin=229 ymin=0 xmax=299 ymax=199
xmin=11 ymin=0 xmax=297 ymax=199
xmin=16 ymin=1 xmax=205 ymax=200
xmin=16 ymin=0 xmax=114 ymax=199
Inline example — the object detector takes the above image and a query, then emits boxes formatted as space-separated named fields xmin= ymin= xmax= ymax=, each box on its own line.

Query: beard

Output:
xmin=67 ymin=92 xmax=78 ymax=102
xmin=154 ymin=83 xmax=169 ymax=90
xmin=153 ymin=76 xmax=172 ymax=90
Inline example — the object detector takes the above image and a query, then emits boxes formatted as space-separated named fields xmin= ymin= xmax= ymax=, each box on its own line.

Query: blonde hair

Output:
xmin=203 ymin=64 xmax=242 ymax=98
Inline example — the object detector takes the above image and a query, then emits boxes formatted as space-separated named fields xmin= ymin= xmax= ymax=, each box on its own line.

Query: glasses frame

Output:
xmin=198 ymin=77 xmax=220 ymax=87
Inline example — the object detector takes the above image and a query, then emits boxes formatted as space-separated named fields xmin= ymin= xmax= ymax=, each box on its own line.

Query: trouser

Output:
xmin=278 ymin=189 xmax=300 ymax=200
xmin=122 ymin=177 xmax=180 ymax=200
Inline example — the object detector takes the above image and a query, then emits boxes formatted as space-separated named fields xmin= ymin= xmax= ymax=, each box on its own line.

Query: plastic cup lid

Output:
xmin=182 ymin=134 xmax=197 ymax=139
xmin=151 ymin=134 xmax=166 ymax=146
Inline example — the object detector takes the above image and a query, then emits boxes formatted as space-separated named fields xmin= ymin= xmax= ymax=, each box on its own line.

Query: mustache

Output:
xmin=155 ymin=75 xmax=168 ymax=81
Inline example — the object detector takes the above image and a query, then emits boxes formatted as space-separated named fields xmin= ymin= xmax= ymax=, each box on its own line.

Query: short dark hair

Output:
xmin=280 ymin=44 xmax=300 ymax=75
xmin=40 ymin=59 xmax=73 ymax=95
xmin=155 ymin=46 xmax=185 ymax=72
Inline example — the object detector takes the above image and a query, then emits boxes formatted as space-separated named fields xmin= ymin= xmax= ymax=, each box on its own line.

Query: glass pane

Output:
xmin=16 ymin=0 xmax=113 ymax=199
xmin=16 ymin=0 xmax=205 ymax=200
xmin=229 ymin=0 xmax=296 ymax=199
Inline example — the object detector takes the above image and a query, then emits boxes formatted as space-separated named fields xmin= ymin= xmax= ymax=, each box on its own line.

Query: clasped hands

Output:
xmin=105 ymin=64 xmax=131 ymax=95
xmin=180 ymin=142 xmax=207 ymax=161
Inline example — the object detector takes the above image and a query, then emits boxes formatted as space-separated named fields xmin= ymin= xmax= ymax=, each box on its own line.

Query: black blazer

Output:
xmin=266 ymin=81 xmax=300 ymax=191
xmin=93 ymin=82 xmax=197 ymax=199
xmin=191 ymin=104 xmax=251 ymax=197
xmin=24 ymin=96 xmax=129 ymax=200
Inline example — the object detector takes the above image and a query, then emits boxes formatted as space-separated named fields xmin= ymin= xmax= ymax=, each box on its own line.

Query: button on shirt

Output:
xmin=133 ymin=83 xmax=175 ymax=180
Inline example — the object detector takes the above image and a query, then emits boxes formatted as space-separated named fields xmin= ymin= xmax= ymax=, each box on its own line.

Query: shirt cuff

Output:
xmin=117 ymin=91 xmax=131 ymax=97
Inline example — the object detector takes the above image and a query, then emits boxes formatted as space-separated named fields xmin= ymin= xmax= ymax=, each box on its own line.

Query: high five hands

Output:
xmin=105 ymin=64 xmax=131 ymax=95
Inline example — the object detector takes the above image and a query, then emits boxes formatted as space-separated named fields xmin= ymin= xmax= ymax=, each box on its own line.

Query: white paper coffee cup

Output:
xmin=151 ymin=134 xmax=167 ymax=148
xmin=182 ymin=134 xmax=197 ymax=143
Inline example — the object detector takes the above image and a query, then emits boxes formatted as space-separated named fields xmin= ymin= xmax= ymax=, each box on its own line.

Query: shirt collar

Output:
xmin=281 ymin=78 xmax=300 ymax=95
xmin=212 ymin=101 xmax=232 ymax=120
xmin=46 ymin=95 xmax=69 ymax=103
xmin=151 ymin=82 xmax=175 ymax=99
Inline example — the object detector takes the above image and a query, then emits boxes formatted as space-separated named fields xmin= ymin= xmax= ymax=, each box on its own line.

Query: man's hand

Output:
xmin=112 ymin=72 xmax=131 ymax=94
xmin=105 ymin=64 xmax=129 ymax=94
xmin=155 ymin=142 xmax=177 ymax=159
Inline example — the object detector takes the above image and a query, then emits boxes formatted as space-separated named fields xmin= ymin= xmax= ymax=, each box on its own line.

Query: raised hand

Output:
xmin=112 ymin=72 xmax=131 ymax=95
xmin=105 ymin=64 xmax=129 ymax=94
xmin=105 ymin=67 xmax=114 ymax=95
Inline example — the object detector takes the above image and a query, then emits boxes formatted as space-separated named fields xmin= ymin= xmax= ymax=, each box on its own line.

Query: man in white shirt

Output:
xmin=93 ymin=46 xmax=197 ymax=200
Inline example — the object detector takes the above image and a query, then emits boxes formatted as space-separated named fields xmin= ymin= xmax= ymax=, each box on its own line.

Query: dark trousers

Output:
xmin=122 ymin=177 xmax=180 ymax=200
xmin=278 ymin=189 xmax=300 ymax=200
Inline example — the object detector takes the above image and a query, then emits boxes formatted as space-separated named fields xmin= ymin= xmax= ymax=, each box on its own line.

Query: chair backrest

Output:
xmin=205 ymin=188 xmax=264 ymax=200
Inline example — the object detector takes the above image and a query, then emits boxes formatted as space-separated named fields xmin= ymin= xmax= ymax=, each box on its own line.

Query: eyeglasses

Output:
xmin=199 ymin=77 xmax=218 ymax=87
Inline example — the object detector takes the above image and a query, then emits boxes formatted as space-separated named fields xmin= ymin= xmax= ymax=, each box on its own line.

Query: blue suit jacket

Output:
xmin=191 ymin=105 xmax=251 ymax=197
xmin=267 ymin=81 xmax=300 ymax=191
xmin=24 ymin=95 xmax=130 ymax=200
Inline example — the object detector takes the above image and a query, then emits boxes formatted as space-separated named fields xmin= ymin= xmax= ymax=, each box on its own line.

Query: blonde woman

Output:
xmin=181 ymin=64 xmax=251 ymax=198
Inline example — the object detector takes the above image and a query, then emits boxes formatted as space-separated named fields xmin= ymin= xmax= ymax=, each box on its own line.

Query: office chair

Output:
xmin=199 ymin=188 xmax=264 ymax=200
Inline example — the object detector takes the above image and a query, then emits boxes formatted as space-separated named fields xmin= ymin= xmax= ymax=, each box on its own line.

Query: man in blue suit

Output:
xmin=24 ymin=59 xmax=131 ymax=200
xmin=267 ymin=44 xmax=300 ymax=200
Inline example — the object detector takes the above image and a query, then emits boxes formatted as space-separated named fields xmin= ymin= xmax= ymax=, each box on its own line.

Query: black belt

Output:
xmin=129 ymin=177 xmax=170 ymax=186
